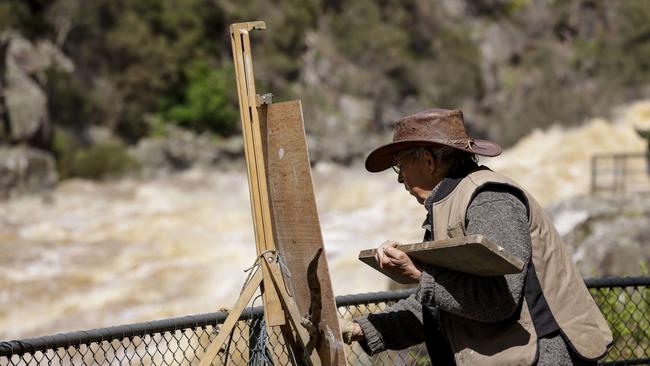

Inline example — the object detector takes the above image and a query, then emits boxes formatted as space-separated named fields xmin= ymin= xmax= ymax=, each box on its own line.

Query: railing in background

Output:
xmin=591 ymin=152 xmax=650 ymax=195
xmin=1 ymin=277 xmax=648 ymax=365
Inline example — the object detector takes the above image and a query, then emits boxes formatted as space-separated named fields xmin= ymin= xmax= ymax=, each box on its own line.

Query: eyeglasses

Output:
xmin=392 ymin=162 xmax=401 ymax=174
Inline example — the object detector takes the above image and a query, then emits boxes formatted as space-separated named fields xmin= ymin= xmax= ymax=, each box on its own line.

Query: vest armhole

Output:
xmin=525 ymin=261 xmax=561 ymax=338
xmin=466 ymin=182 xmax=531 ymax=225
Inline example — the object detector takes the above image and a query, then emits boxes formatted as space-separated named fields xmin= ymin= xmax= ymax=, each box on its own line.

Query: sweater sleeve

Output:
xmin=355 ymin=291 xmax=425 ymax=354
xmin=419 ymin=185 xmax=532 ymax=322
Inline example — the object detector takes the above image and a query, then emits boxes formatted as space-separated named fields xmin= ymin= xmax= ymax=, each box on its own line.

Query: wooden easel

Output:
xmin=199 ymin=21 xmax=346 ymax=365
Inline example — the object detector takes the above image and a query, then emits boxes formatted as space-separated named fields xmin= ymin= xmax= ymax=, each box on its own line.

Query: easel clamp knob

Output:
xmin=257 ymin=93 xmax=274 ymax=106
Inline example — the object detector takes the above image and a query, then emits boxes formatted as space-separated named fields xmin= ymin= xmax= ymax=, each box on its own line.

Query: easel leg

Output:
xmin=279 ymin=323 xmax=302 ymax=365
xmin=199 ymin=254 xmax=323 ymax=366
xmin=199 ymin=268 xmax=263 ymax=366
xmin=262 ymin=254 xmax=321 ymax=366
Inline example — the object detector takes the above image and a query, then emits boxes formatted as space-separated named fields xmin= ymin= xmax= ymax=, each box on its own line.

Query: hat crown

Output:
xmin=393 ymin=108 xmax=469 ymax=143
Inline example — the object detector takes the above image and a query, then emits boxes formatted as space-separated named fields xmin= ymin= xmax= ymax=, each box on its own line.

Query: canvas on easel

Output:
xmin=260 ymin=101 xmax=346 ymax=365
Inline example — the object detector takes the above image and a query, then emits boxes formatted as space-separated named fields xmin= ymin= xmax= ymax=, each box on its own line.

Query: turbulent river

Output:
xmin=1 ymin=101 xmax=649 ymax=340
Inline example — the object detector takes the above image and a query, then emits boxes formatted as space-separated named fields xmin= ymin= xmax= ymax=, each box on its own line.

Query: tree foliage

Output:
xmin=162 ymin=61 xmax=238 ymax=134
xmin=1 ymin=0 xmax=650 ymax=150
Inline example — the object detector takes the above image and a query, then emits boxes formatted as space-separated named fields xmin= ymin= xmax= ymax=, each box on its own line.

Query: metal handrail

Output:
xmin=591 ymin=152 xmax=650 ymax=195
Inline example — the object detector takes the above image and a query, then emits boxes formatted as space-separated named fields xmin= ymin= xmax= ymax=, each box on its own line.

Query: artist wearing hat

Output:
xmin=342 ymin=109 xmax=612 ymax=365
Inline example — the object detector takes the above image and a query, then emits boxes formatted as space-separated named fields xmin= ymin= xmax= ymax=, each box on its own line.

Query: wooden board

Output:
xmin=358 ymin=234 xmax=525 ymax=284
xmin=259 ymin=100 xmax=347 ymax=365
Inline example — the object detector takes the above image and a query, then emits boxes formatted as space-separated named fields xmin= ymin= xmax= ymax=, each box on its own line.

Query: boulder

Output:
xmin=0 ymin=146 xmax=58 ymax=199
xmin=546 ymin=193 xmax=650 ymax=277
xmin=3 ymin=33 xmax=48 ymax=141
xmin=307 ymin=132 xmax=387 ymax=165
xmin=131 ymin=126 xmax=244 ymax=176
xmin=0 ymin=31 xmax=73 ymax=143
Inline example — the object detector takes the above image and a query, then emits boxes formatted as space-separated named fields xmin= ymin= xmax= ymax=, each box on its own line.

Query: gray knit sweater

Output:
xmin=356 ymin=185 xmax=594 ymax=366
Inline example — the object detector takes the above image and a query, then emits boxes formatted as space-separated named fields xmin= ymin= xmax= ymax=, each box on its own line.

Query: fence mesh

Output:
xmin=1 ymin=277 xmax=648 ymax=365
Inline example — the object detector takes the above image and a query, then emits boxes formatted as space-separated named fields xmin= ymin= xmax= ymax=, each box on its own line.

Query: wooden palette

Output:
xmin=358 ymin=234 xmax=525 ymax=284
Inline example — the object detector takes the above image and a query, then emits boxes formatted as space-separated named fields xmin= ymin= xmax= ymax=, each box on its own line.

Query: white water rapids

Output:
xmin=1 ymin=100 xmax=649 ymax=340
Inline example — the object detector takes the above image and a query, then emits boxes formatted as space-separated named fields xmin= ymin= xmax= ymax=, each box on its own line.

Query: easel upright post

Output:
xmin=230 ymin=21 xmax=285 ymax=327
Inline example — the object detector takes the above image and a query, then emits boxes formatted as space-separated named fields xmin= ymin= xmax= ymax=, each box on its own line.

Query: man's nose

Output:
xmin=397 ymin=172 xmax=403 ymax=184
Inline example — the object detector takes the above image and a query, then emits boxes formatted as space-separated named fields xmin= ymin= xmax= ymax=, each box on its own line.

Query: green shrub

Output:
xmin=51 ymin=128 xmax=80 ymax=180
xmin=0 ymin=1 xmax=50 ymax=38
xmin=71 ymin=140 xmax=140 ymax=180
xmin=162 ymin=60 xmax=238 ymax=136
xmin=46 ymin=69 xmax=103 ymax=130
xmin=51 ymin=128 xmax=139 ymax=180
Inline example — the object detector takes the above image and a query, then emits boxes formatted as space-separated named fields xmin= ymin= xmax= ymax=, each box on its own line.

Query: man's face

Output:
xmin=394 ymin=149 xmax=438 ymax=204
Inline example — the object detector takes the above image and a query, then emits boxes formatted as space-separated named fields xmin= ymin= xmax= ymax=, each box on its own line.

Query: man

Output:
xmin=343 ymin=108 xmax=612 ymax=365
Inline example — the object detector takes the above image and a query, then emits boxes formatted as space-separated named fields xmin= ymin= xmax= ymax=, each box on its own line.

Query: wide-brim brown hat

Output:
xmin=365 ymin=108 xmax=502 ymax=172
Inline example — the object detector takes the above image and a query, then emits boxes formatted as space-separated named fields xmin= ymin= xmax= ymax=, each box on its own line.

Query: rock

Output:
xmin=439 ymin=0 xmax=468 ymax=18
xmin=478 ymin=22 xmax=526 ymax=66
xmin=546 ymin=193 xmax=650 ymax=277
xmin=307 ymin=132 xmax=387 ymax=165
xmin=86 ymin=126 xmax=114 ymax=144
xmin=131 ymin=126 xmax=244 ymax=176
xmin=0 ymin=31 xmax=73 ymax=143
xmin=33 ymin=39 xmax=75 ymax=73
xmin=473 ymin=21 xmax=527 ymax=93
xmin=338 ymin=95 xmax=373 ymax=134
xmin=0 ymin=146 xmax=58 ymax=199
xmin=3 ymin=34 xmax=48 ymax=141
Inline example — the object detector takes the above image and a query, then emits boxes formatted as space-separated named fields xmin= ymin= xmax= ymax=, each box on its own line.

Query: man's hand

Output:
xmin=339 ymin=317 xmax=364 ymax=344
xmin=375 ymin=240 xmax=422 ymax=284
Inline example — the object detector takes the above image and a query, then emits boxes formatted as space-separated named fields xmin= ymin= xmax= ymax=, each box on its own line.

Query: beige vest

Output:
xmin=431 ymin=168 xmax=612 ymax=366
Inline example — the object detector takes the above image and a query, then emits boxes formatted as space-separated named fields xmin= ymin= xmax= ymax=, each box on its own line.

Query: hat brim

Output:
xmin=365 ymin=138 xmax=502 ymax=173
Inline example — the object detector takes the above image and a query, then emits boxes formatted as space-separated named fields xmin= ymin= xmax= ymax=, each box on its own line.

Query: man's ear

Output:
xmin=425 ymin=150 xmax=435 ymax=174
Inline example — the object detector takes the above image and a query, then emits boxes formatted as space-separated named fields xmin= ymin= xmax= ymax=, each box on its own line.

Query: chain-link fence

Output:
xmin=1 ymin=277 xmax=648 ymax=365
